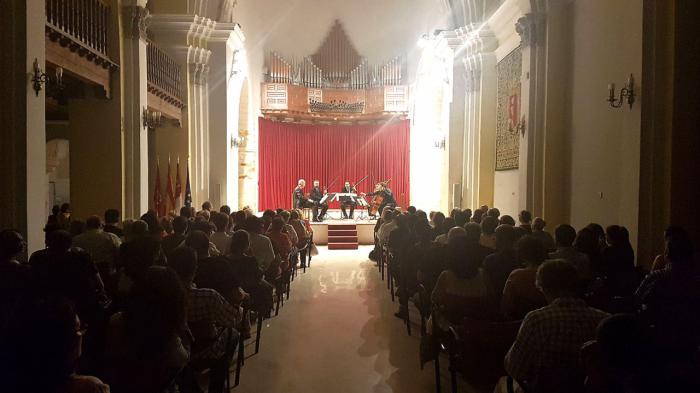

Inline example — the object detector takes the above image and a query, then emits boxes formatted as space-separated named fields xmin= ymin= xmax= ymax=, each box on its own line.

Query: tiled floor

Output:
xmin=234 ymin=246 xmax=488 ymax=393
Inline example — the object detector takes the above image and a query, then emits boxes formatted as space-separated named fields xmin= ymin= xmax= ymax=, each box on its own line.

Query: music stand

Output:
xmin=355 ymin=195 xmax=372 ymax=220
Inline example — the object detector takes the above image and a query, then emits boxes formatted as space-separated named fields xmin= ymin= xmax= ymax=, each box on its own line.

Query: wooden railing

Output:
xmin=147 ymin=40 xmax=184 ymax=107
xmin=46 ymin=0 xmax=110 ymax=58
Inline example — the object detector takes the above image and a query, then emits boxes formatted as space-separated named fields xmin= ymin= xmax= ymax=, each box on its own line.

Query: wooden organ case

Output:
xmin=261 ymin=20 xmax=409 ymax=123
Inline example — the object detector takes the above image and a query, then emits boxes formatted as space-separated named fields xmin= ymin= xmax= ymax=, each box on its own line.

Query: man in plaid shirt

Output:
xmin=503 ymin=260 xmax=609 ymax=393
xmin=170 ymin=246 xmax=241 ymax=393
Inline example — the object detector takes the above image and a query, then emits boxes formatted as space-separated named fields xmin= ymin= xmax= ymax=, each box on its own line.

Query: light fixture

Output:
xmin=231 ymin=135 xmax=246 ymax=148
xmin=607 ymin=74 xmax=636 ymax=109
xmin=142 ymin=108 xmax=162 ymax=128
xmin=31 ymin=60 xmax=65 ymax=97
xmin=433 ymin=135 xmax=446 ymax=150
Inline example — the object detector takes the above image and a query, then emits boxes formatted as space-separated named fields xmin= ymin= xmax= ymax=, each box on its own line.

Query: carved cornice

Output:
xmin=515 ymin=13 xmax=546 ymax=47
xmin=124 ymin=5 xmax=151 ymax=40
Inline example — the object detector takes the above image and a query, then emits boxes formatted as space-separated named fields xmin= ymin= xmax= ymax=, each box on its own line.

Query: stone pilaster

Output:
xmin=121 ymin=2 xmax=150 ymax=219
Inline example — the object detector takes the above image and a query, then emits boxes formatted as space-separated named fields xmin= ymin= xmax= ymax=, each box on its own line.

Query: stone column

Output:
xmin=187 ymin=50 xmax=212 ymax=208
xmin=516 ymin=12 xmax=547 ymax=215
xmin=0 ymin=0 xmax=47 ymax=253
xmin=121 ymin=2 xmax=150 ymax=219
xmin=208 ymin=24 xmax=246 ymax=210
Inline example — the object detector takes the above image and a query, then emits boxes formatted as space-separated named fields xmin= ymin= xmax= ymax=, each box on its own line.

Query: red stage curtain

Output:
xmin=258 ymin=117 xmax=410 ymax=211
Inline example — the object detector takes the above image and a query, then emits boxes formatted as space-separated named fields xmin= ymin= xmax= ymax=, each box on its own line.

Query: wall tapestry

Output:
xmin=495 ymin=47 xmax=522 ymax=171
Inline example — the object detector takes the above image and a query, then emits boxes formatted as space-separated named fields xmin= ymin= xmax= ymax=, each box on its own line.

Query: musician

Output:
xmin=365 ymin=182 xmax=396 ymax=216
xmin=339 ymin=181 xmax=357 ymax=219
xmin=293 ymin=179 xmax=320 ymax=221
xmin=309 ymin=180 xmax=329 ymax=221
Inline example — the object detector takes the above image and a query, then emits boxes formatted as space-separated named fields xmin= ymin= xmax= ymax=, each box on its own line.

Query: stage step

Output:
xmin=328 ymin=224 xmax=357 ymax=230
xmin=328 ymin=235 xmax=358 ymax=243
xmin=328 ymin=229 xmax=357 ymax=236
xmin=327 ymin=224 xmax=358 ymax=250
xmin=328 ymin=242 xmax=359 ymax=250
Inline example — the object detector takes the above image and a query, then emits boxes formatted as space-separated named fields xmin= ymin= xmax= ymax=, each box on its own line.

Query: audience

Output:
xmin=483 ymin=225 xmax=519 ymax=302
xmin=1 ymin=199 xmax=696 ymax=393
xmin=430 ymin=233 xmax=487 ymax=332
xmin=170 ymin=247 xmax=240 ymax=393
xmin=531 ymin=217 xmax=555 ymax=251
xmin=104 ymin=266 xmax=188 ymax=393
xmin=2 ymin=296 xmax=110 ymax=393
xmin=210 ymin=212 xmax=232 ymax=256
xmin=501 ymin=236 xmax=547 ymax=320
xmin=479 ymin=216 xmax=499 ymax=250
xmin=551 ymin=224 xmax=592 ymax=282
xmin=518 ymin=210 xmax=533 ymax=233
xmin=72 ymin=215 xmax=121 ymax=277
xmin=104 ymin=209 xmax=124 ymax=238
xmin=503 ymin=260 xmax=609 ymax=393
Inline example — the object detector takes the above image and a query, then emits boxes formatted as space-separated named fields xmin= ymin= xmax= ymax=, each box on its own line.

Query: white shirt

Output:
xmin=248 ymin=232 xmax=275 ymax=271
xmin=377 ymin=220 xmax=397 ymax=246
xmin=210 ymin=232 xmax=232 ymax=256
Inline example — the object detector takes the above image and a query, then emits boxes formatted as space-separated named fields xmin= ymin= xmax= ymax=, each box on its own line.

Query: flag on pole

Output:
xmin=154 ymin=157 xmax=163 ymax=217
xmin=175 ymin=156 xmax=182 ymax=210
xmin=184 ymin=159 xmax=192 ymax=208
xmin=166 ymin=156 xmax=176 ymax=213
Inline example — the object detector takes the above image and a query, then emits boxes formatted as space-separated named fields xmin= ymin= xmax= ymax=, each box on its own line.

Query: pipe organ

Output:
xmin=262 ymin=20 xmax=409 ymax=122
xmin=267 ymin=52 xmax=405 ymax=89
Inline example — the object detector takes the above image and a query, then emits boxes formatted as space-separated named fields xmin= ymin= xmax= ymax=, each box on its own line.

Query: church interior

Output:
xmin=1 ymin=0 xmax=699 ymax=392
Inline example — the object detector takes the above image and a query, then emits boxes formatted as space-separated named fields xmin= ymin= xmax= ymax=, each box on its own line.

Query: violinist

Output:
xmin=293 ymin=179 xmax=320 ymax=221
xmin=340 ymin=181 xmax=357 ymax=219
xmin=365 ymin=182 xmax=396 ymax=217
xmin=309 ymin=180 xmax=329 ymax=222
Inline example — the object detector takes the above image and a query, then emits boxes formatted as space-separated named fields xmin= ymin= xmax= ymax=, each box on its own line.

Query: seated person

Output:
xmin=339 ymin=181 xmax=357 ymax=219
xmin=242 ymin=216 xmax=275 ymax=273
xmin=186 ymin=230 xmax=246 ymax=306
xmin=364 ymin=182 xmax=396 ymax=216
xmin=2 ymin=296 xmax=110 ymax=393
xmin=29 ymin=229 xmax=107 ymax=327
xmin=169 ymin=248 xmax=241 ymax=393
xmin=309 ymin=180 xmax=329 ymax=222
xmin=480 ymin=216 xmax=499 ymax=250
xmin=293 ymin=179 xmax=321 ymax=222
xmin=581 ymin=314 xmax=645 ymax=393
xmin=162 ymin=216 xmax=189 ymax=257
xmin=502 ymin=260 xmax=609 ymax=393
xmin=518 ymin=210 xmax=533 ymax=233
xmin=265 ymin=217 xmax=292 ymax=277
xmin=483 ymin=225 xmax=520 ymax=304
xmin=209 ymin=212 xmax=232 ymax=256
xmin=105 ymin=267 xmax=189 ymax=393
xmin=501 ymin=236 xmax=548 ymax=320
xmin=229 ymin=230 xmax=274 ymax=317
xmin=430 ymin=232 xmax=488 ymax=332
xmin=531 ymin=217 xmax=556 ymax=251
xmin=550 ymin=224 xmax=592 ymax=282
xmin=635 ymin=227 xmax=700 ymax=367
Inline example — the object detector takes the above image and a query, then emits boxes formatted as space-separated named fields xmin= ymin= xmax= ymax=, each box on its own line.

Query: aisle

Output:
xmin=234 ymin=246 xmax=451 ymax=392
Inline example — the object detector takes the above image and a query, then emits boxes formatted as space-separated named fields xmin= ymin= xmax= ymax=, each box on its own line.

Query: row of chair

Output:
xmin=374 ymin=243 xmax=520 ymax=393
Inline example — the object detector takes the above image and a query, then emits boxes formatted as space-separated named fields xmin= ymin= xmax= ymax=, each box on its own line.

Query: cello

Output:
xmin=369 ymin=179 xmax=391 ymax=217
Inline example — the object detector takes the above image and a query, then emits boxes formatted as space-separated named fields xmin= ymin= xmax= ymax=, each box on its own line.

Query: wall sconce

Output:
xmin=142 ymin=108 xmax=162 ymax=128
xmin=607 ymin=74 xmax=636 ymax=109
xmin=433 ymin=135 xmax=446 ymax=150
xmin=31 ymin=59 xmax=64 ymax=96
xmin=231 ymin=135 xmax=247 ymax=148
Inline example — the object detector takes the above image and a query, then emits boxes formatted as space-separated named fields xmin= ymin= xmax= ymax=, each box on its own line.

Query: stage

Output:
xmin=307 ymin=210 xmax=376 ymax=246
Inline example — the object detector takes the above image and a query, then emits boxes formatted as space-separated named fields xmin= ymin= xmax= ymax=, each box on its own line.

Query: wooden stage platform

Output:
xmin=308 ymin=212 xmax=376 ymax=247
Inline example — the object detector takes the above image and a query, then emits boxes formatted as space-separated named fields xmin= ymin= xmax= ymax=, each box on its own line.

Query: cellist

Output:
xmin=364 ymin=182 xmax=396 ymax=217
